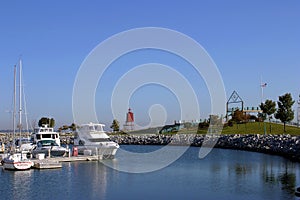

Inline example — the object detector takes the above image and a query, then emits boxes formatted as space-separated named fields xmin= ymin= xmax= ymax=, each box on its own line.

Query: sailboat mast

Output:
xmin=13 ymin=65 xmax=17 ymax=149
xmin=19 ymin=59 xmax=22 ymax=138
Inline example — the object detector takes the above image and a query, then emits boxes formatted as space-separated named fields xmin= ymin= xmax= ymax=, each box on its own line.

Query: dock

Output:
xmin=0 ymin=154 xmax=102 ymax=170
xmin=33 ymin=159 xmax=62 ymax=169
xmin=31 ymin=155 xmax=100 ymax=169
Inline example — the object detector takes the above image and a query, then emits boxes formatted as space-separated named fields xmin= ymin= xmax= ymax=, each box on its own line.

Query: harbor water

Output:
xmin=1 ymin=145 xmax=300 ymax=200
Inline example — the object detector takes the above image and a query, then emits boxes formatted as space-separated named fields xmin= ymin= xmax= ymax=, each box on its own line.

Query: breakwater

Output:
xmin=1 ymin=133 xmax=300 ymax=162
xmin=109 ymin=134 xmax=300 ymax=162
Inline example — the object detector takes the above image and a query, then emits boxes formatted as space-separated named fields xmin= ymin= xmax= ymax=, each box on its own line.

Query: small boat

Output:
xmin=74 ymin=122 xmax=119 ymax=158
xmin=2 ymin=153 xmax=33 ymax=170
xmin=31 ymin=140 xmax=67 ymax=157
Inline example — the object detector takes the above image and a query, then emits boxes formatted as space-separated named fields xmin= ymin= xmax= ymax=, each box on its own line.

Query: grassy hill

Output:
xmin=198 ymin=122 xmax=300 ymax=135
xmin=128 ymin=122 xmax=300 ymax=135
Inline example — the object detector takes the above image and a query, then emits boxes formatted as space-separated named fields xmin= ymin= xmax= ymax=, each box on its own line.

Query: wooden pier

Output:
xmin=0 ymin=154 xmax=101 ymax=170
xmin=31 ymin=155 xmax=100 ymax=169
xmin=33 ymin=160 xmax=62 ymax=169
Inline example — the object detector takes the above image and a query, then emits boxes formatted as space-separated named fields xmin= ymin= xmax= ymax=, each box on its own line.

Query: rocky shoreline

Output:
xmin=109 ymin=134 xmax=300 ymax=162
xmin=1 ymin=133 xmax=300 ymax=162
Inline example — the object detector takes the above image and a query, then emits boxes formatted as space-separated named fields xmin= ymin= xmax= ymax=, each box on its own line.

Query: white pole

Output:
xmin=13 ymin=65 xmax=17 ymax=151
xmin=260 ymin=76 xmax=266 ymax=135
xmin=19 ymin=59 xmax=22 ymax=138
xmin=260 ymin=76 xmax=263 ymax=103
xmin=298 ymin=95 xmax=300 ymax=127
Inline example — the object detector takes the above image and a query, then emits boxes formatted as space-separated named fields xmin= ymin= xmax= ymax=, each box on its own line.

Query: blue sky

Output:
xmin=0 ymin=1 xmax=299 ymax=130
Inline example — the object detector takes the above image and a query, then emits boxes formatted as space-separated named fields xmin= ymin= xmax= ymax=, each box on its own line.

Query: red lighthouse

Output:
xmin=124 ymin=108 xmax=134 ymax=131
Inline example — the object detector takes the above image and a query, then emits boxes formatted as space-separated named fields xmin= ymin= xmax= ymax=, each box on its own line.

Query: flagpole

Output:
xmin=260 ymin=76 xmax=266 ymax=135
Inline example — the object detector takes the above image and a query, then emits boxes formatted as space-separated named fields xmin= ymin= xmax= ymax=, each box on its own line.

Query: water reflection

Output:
xmin=4 ymin=170 xmax=33 ymax=200
xmin=262 ymin=159 xmax=297 ymax=196
xmin=235 ymin=164 xmax=252 ymax=176
xmin=1 ymin=147 xmax=300 ymax=200
xmin=280 ymin=171 xmax=296 ymax=195
xmin=203 ymin=148 xmax=299 ymax=199
xmin=65 ymin=161 xmax=109 ymax=199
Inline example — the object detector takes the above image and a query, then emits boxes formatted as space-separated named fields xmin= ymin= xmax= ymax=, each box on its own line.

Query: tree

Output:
xmin=69 ymin=123 xmax=78 ymax=131
xmin=184 ymin=122 xmax=192 ymax=130
xmin=257 ymin=112 xmax=266 ymax=122
xmin=231 ymin=109 xmax=245 ymax=123
xmin=260 ymin=99 xmax=276 ymax=133
xmin=260 ymin=99 xmax=276 ymax=118
xmin=110 ymin=119 xmax=120 ymax=132
xmin=275 ymin=93 xmax=295 ymax=132
xmin=38 ymin=117 xmax=55 ymax=128
xmin=209 ymin=115 xmax=223 ymax=126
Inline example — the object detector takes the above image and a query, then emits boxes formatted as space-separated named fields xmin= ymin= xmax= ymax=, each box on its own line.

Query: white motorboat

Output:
xmin=16 ymin=137 xmax=34 ymax=153
xmin=74 ymin=123 xmax=119 ymax=159
xmin=30 ymin=125 xmax=67 ymax=158
xmin=31 ymin=140 xmax=67 ymax=157
xmin=31 ymin=125 xmax=61 ymax=146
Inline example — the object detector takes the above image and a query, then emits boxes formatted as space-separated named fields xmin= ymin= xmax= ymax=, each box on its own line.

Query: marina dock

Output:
xmin=1 ymin=154 xmax=102 ymax=170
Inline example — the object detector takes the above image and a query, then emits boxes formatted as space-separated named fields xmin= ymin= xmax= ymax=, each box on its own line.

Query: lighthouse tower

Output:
xmin=124 ymin=108 xmax=134 ymax=131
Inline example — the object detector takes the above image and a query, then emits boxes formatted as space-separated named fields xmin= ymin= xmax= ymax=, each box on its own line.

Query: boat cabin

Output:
xmin=75 ymin=123 xmax=109 ymax=143
xmin=31 ymin=125 xmax=60 ymax=146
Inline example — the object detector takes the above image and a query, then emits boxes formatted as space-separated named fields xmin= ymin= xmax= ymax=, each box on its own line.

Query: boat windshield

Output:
xmin=35 ymin=133 xmax=57 ymax=139
xmin=81 ymin=124 xmax=104 ymax=132
xmin=88 ymin=125 xmax=104 ymax=132
xmin=94 ymin=125 xmax=104 ymax=132
xmin=37 ymin=140 xmax=58 ymax=147
xmin=89 ymin=138 xmax=111 ymax=142
xmin=15 ymin=138 xmax=31 ymax=147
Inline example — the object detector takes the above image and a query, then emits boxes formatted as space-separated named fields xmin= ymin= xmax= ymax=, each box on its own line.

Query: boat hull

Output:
xmin=98 ymin=147 xmax=118 ymax=159
xmin=32 ymin=148 xmax=67 ymax=158
xmin=2 ymin=154 xmax=33 ymax=170
xmin=2 ymin=160 xmax=33 ymax=170
xmin=77 ymin=145 xmax=119 ymax=159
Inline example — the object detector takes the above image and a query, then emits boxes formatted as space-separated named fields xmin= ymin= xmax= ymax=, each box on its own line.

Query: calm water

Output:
xmin=1 ymin=145 xmax=300 ymax=200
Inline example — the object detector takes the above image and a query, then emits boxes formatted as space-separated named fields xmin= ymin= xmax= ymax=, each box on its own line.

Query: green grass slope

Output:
xmin=203 ymin=122 xmax=300 ymax=135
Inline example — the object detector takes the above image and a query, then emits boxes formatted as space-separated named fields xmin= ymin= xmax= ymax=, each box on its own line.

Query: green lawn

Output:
xmin=126 ymin=122 xmax=300 ymax=135
xmin=197 ymin=122 xmax=300 ymax=135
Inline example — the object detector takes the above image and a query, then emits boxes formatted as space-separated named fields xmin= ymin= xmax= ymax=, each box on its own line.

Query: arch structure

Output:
xmin=226 ymin=91 xmax=244 ymax=121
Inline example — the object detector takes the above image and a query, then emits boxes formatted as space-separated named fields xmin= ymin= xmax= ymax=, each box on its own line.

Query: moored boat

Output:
xmin=2 ymin=62 xmax=33 ymax=170
xmin=30 ymin=125 xmax=68 ymax=158
xmin=74 ymin=122 xmax=119 ymax=158
xmin=31 ymin=124 xmax=61 ymax=146
xmin=2 ymin=153 xmax=33 ymax=170
xmin=31 ymin=139 xmax=67 ymax=157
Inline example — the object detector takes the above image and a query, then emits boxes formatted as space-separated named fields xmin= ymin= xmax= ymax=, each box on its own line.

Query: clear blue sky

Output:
xmin=0 ymin=1 xmax=299 ymax=130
